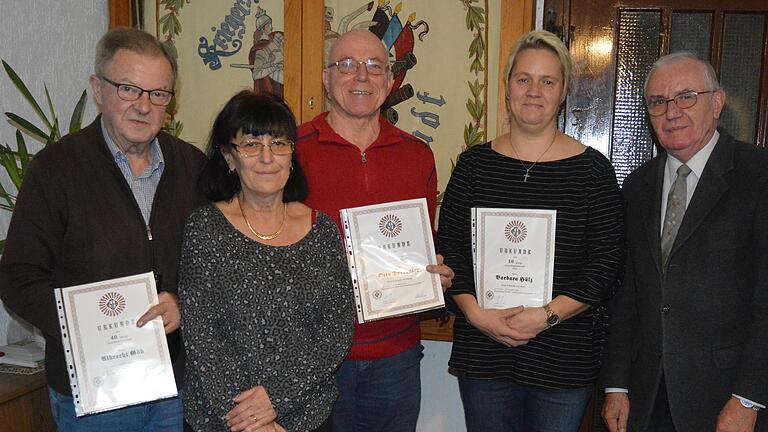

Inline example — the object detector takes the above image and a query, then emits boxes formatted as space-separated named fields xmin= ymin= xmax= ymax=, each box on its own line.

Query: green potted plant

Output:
xmin=0 ymin=60 xmax=88 ymax=253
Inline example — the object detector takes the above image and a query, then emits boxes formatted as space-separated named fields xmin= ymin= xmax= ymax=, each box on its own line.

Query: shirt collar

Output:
xmin=665 ymin=130 xmax=719 ymax=180
xmin=100 ymin=117 xmax=164 ymax=173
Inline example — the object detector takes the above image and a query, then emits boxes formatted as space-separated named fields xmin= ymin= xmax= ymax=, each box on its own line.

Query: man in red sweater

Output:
xmin=296 ymin=29 xmax=453 ymax=432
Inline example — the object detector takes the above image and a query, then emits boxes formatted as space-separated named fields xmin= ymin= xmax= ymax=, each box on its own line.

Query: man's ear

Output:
xmin=712 ymin=88 xmax=726 ymax=120
xmin=89 ymin=74 xmax=103 ymax=107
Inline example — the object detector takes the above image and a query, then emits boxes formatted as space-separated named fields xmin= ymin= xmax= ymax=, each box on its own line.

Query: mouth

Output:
xmin=664 ymin=125 xmax=687 ymax=133
xmin=349 ymin=90 xmax=373 ymax=95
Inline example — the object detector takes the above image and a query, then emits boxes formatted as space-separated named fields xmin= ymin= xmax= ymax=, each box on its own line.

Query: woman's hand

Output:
xmin=226 ymin=386 xmax=277 ymax=432
xmin=427 ymin=254 xmax=455 ymax=292
xmin=253 ymin=422 xmax=287 ymax=432
xmin=504 ymin=307 xmax=549 ymax=340
xmin=466 ymin=304 xmax=528 ymax=347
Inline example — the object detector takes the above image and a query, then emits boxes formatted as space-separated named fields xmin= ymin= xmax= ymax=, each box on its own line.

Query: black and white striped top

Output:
xmin=437 ymin=142 xmax=624 ymax=389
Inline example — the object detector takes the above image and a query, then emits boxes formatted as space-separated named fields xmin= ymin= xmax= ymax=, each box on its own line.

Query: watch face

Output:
xmin=740 ymin=399 xmax=756 ymax=409
xmin=547 ymin=314 xmax=560 ymax=326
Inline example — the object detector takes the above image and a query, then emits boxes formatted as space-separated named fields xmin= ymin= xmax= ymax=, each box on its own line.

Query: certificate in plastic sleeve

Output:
xmin=472 ymin=208 xmax=556 ymax=309
xmin=54 ymin=272 xmax=177 ymax=416
xmin=341 ymin=198 xmax=444 ymax=323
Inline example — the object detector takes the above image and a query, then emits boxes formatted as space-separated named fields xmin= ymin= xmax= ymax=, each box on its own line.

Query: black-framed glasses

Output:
xmin=100 ymin=76 xmax=175 ymax=106
xmin=232 ymin=138 xmax=294 ymax=157
xmin=326 ymin=58 xmax=389 ymax=75
xmin=646 ymin=90 xmax=715 ymax=117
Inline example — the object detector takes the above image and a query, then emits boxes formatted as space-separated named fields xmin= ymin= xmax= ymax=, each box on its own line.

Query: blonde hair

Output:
xmin=503 ymin=30 xmax=572 ymax=102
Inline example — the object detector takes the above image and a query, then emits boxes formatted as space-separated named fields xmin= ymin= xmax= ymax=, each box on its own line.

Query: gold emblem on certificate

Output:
xmin=341 ymin=198 xmax=444 ymax=323
xmin=54 ymin=272 xmax=177 ymax=416
xmin=472 ymin=208 xmax=556 ymax=309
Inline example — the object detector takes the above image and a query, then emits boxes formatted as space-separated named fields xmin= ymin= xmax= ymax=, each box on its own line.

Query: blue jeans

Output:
xmin=332 ymin=344 xmax=424 ymax=432
xmin=48 ymin=387 xmax=183 ymax=432
xmin=458 ymin=377 xmax=592 ymax=432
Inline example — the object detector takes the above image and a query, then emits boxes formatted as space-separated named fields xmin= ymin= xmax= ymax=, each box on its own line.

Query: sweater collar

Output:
xmin=311 ymin=112 xmax=402 ymax=149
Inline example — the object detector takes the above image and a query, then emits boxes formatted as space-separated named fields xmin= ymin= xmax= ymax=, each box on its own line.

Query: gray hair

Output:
xmin=94 ymin=27 xmax=177 ymax=83
xmin=644 ymin=51 xmax=720 ymax=96
xmin=503 ymin=30 xmax=572 ymax=103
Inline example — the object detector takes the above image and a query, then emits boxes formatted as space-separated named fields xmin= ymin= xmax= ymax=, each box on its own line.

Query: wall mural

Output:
xmin=146 ymin=0 xmax=501 ymax=194
xmin=323 ymin=0 xmax=498 ymax=193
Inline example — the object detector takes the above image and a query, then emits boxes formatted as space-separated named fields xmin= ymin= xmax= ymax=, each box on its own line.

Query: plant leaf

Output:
xmin=16 ymin=130 xmax=30 ymax=173
xmin=2 ymin=60 xmax=53 ymax=130
xmin=0 ymin=145 xmax=22 ymax=190
xmin=69 ymin=90 xmax=88 ymax=133
xmin=5 ymin=112 xmax=49 ymax=143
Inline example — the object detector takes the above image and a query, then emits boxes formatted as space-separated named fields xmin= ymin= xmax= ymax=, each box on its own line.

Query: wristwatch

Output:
xmin=543 ymin=304 xmax=560 ymax=328
xmin=738 ymin=397 xmax=762 ymax=412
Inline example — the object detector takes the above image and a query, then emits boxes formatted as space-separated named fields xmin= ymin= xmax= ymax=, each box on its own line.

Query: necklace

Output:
xmin=510 ymin=130 xmax=558 ymax=182
xmin=238 ymin=194 xmax=287 ymax=240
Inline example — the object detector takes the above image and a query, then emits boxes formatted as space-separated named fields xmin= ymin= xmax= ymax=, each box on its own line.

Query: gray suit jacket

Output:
xmin=600 ymin=131 xmax=768 ymax=431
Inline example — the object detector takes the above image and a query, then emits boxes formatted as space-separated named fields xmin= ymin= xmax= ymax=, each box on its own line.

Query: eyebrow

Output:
xmin=648 ymin=88 xmax=696 ymax=98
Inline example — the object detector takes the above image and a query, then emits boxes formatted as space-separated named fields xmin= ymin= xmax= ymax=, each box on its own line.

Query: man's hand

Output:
xmin=137 ymin=291 xmax=180 ymax=334
xmin=602 ymin=392 xmax=630 ymax=432
xmin=717 ymin=397 xmax=758 ymax=432
xmin=427 ymin=254 xmax=455 ymax=292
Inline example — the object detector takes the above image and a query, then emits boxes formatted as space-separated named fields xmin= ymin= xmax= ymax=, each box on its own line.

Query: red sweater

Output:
xmin=296 ymin=112 xmax=438 ymax=360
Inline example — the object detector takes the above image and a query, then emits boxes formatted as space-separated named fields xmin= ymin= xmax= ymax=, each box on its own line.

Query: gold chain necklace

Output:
xmin=238 ymin=194 xmax=287 ymax=240
xmin=510 ymin=130 xmax=558 ymax=182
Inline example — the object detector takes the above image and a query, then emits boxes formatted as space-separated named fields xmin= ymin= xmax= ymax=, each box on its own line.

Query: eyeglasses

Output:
xmin=100 ymin=76 xmax=175 ymax=106
xmin=231 ymin=138 xmax=294 ymax=157
xmin=646 ymin=90 xmax=715 ymax=117
xmin=326 ymin=58 xmax=389 ymax=75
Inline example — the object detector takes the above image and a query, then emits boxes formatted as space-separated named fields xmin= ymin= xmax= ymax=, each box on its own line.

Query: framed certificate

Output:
xmin=341 ymin=198 xmax=444 ymax=323
xmin=54 ymin=272 xmax=177 ymax=416
xmin=472 ymin=208 xmax=556 ymax=309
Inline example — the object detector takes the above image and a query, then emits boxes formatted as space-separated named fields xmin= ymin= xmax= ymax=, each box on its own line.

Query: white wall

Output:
xmin=0 ymin=0 xmax=108 ymax=345
xmin=418 ymin=340 xmax=465 ymax=432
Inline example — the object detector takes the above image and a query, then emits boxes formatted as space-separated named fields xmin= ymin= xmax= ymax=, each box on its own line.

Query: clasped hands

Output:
xmin=467 ymin=304 xmax=548 ymax=347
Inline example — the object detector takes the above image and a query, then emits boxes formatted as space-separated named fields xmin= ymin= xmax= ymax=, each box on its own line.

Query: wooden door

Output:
xmin=547 ymin=0 xmax=767 ymax=185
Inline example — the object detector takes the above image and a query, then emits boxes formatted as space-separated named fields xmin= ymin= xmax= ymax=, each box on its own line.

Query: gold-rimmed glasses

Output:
xmin=231 ymin=137 xmax=294 ymax=157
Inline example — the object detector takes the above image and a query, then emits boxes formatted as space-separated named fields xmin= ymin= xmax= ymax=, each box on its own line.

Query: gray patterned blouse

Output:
xmin=179 ymin=204 xmax=355 ymax=432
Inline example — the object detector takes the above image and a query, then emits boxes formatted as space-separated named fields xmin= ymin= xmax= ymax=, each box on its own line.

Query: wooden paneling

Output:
xmin=496 ymin=0 xmax=536 ymax=137
xmin=300 ymin=0 xmax=325 ymax=123
xmin=0 ymin=372 xmax=55 ymax=432
xmin=284 ymin=0 xmax=324 ymax=123
xmin=284 ymin=0 xmax=304 ymax=119
xmin=109 ymin=0 xmax=132 ymax=29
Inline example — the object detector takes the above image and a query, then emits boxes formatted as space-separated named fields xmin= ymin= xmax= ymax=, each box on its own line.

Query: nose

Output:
xmin=258 ymin=143 xmax=275 ymax=163
xmin=355 ymin=63 xmax=369 ymax=81
xmin=665 ymin=99 xmax=683 ymax=119
xmin=526 ymin=82 xmax=541 ymax=97
xmin=133 ymin=91 xmax=152 ymax=113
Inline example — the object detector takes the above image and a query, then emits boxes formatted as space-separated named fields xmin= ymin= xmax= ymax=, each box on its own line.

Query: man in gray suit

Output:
xmin=600 ymin=52 xmax=767 ymax=432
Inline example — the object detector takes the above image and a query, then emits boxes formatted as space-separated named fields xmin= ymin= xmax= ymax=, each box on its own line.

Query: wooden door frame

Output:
xmin=108 ymin=0 xmax=131 ymax=29
xmin=284 ymin=0 xmax=325 ymax=123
